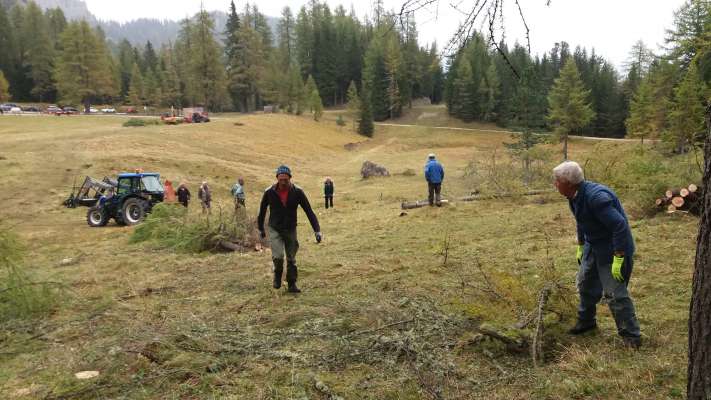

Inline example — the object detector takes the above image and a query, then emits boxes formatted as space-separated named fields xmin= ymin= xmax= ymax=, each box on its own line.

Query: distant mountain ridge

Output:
xmin=2 ymin=0 xmax=276 ymax=47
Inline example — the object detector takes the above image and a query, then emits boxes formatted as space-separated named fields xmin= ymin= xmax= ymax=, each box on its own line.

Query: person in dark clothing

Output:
xmin=324 ymin=177 xmax=334 ymax=209
xmin=258 ymin=165 xmax=322 ymax=293
xmin=176 ymin=182 xmax=191 ymax=208
xmin=553 ymin=160 xmax=641 ymax=349
xmin=424 ymin=153 xmax=445 ymax=206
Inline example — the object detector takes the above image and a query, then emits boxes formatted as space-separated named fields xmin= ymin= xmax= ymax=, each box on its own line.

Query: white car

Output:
xmin=89 ymin=107 xmax=99 ymax=113
xmin=101 ymin=107 xmax=116 ymax=113
xmin=9 ymin=107 xmax=22 ymax=114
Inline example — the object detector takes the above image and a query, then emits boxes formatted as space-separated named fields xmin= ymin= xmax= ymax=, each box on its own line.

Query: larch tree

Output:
xmin=54 ymin=20 xmax=115 ymax=112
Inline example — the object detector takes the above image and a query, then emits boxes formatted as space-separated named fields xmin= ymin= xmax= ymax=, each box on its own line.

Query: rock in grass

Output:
xmin=74 ymin=371 xmax=100 ymax=380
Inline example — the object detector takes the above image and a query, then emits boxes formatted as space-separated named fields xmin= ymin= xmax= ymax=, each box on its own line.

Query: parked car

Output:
xmin=47 ymin=105 xmax=63 ymax=115
xmin=101 ymin=107 xmax=116 ymax=113
xmin=89 ymin=107 xmax=99 ymax=114
xmin=22 ymin=105 xmax=40 ymax=112
xmin=63 ymin=106 xmax=79 ymax=114
xmin=1 ymin=103 xmax=18 ymax=112
xmin=125 ymin=106 xmax=138 ymax=114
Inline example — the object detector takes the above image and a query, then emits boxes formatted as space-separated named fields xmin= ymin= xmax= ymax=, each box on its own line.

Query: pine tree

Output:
xmin=0 ymin=70 xmax=9 ymax=102
xmin=346 ymin=80 xmax=360 ymax=131
xmin=452 ymin=60 xmax=476 ymax=122
xmin=143 ymin=41 xmax=158 ymax=73
xmin=54 ymin=20 xmax=115 ymax=111
xmin=669 ymin=61 xmax=706 ymax=153
xmin=224 ymin=0 xmax=241 ymax=62
xmin=159 ymin=45 xmax=182 ymax=108
xmin=22 ymin=1 xmax=55 ymax=102
xmin=363 ymin=36 xmax=389 ymax=121
xmin=277 ymin=6 xmax=296 ymax=70
xmin=127 ymin=62 xmax=144 ymax=106
xmin=186 ymin=8 xmax=230 ymax=110
xmin=358 ymin=86 xmax=374 ymax=137
xmin=547 ymin=58 xmax=595 ymax=159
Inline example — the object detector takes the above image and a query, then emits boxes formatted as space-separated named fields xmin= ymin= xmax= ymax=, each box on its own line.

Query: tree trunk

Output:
xmin=687 ymin=105 xmax=711 ymax=399
xmin=563 ymin=134 xmax=569 ymax=160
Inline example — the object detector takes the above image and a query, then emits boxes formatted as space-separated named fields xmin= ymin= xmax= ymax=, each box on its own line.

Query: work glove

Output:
xmin=611 ymin=255 xmax=625 ymax=282
xmin=576 ymin=245 xmax=583 ymax=265
xmin=315 ymin=232 xmax=322 ymax=243
xmin=260 ymin=230 xmax=266 ymax=239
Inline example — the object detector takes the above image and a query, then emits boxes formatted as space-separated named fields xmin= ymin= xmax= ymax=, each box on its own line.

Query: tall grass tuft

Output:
xmin=0 ymin=226 xmax=59 ymax=321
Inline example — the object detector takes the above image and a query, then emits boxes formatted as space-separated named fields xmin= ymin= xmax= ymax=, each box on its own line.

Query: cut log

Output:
xmin=689 ymin=183 xmax=698 ymax=193
xmin=666 ymin=189 xmax=681 ymax=199
xmin=681 ymin=188 xmax=691 ymax=197
xmin=655 ymin=198 xmax=666 ymax=207
xmin=672 ymin=197 xmax=685 ymax=208
xmin=667 ymin=204 xmax=677 ymax=213
xmin=401 ymin=199 xmax=449 ymax=209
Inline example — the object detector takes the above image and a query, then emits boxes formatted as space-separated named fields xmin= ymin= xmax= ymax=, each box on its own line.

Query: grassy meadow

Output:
xmin=0 ymin=106 xmax=700 ymax=399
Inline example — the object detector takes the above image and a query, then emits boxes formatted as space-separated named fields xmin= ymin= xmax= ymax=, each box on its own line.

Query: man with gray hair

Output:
xmin=553 ymin=160 xmax=641 ymax=348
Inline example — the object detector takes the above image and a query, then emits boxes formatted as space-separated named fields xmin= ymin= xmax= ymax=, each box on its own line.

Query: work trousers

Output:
xmin=577 ymin=244 xmax=641 ymax=338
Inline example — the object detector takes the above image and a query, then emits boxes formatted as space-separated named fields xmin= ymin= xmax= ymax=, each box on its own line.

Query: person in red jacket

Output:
xmin=258 ymin=165 xmax=322 ymax=293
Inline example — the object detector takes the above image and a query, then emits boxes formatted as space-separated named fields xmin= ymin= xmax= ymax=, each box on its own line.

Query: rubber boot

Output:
xmin=272 ymin=258 xmax=284 ymax=289
xmin=286 ymin=261 xmax=301 ymax=293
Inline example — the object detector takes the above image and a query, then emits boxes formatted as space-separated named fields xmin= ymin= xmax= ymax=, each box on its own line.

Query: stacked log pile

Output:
xmin=656 ymin=184 xmax=702 ymax=214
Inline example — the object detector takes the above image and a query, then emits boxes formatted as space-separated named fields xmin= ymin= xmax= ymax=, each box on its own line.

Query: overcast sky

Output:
xmin=84 ymin=0 xmax=685 ymax=72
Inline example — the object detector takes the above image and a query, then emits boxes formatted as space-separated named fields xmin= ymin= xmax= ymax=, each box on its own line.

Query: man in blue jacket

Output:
xmin=553 ymin=161 xmax=641 ymax=348
xmin=424 ymin=153 xmax=445 ymax=207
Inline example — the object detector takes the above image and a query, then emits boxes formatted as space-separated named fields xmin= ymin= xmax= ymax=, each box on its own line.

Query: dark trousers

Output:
xmin=577 ymin=244 xmax=641 ymax=338
xmin=325 ymin=196 xmax=333 ymax=209
xmin=428 ymin=182 xmax=442 ymax=206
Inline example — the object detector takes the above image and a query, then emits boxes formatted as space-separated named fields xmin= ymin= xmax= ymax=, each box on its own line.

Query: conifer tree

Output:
xmin=187 ymin=8 xmax=230 ymax=110
xmin=346 ymin=80 xmax=360 ymax=132
xmin=668 ymin=61 xmax=706 ymax=153
xmin=127 ymin=62 xmax=144 ymax=106
xmin=0 ymin=70 xmax=9 ymax=102
xmin=54 ymin=20 xmax=115 ymax=111
xmin=22 ymin=1 xmax=55 ymax=102
xmin=625 ymin=77 xmax=655 ymax=149
xmin=358 ymin=86 xmax=374 ymax=137
xmin=547 ymin=58 xmax=595 ymax=159
xmin=452 ymin=60 xmax=476 ymax=122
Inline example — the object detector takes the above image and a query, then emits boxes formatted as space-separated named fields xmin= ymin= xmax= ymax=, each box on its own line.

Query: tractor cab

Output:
xmin=116 ymin=173 xmax=164 ymax=201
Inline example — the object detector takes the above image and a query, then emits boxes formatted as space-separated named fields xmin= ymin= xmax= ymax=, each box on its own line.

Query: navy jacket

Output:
xmin=424 ymin=159 xmax=445 ymax=184
xmin=324 ymin=181 xmax=334 ymax=196
xmin=258 ymin=184 xmax=320 ymax=233
xmin=569 ymin=181 xmax=635 ymax=256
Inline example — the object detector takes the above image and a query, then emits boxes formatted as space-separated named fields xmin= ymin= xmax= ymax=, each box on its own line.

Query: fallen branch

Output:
xmin=460 ymin=189 xmax=554 ymax=202
xmin=531 ymin=284 xmax=552 ymax=368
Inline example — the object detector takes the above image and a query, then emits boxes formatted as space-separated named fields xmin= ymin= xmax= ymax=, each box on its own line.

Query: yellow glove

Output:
xmin=576 ymin=245 xmax=583 ymax=265
xmin=611 ymin=256 xmax=625 ymax=282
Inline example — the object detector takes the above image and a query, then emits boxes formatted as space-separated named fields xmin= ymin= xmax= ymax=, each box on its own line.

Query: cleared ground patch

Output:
xmin=0 ymin=108 xmax=696 ymax=399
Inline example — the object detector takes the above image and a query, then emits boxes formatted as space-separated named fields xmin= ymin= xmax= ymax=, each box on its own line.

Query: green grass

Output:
xmin=0 ymin=107 xmax=699 ymax=399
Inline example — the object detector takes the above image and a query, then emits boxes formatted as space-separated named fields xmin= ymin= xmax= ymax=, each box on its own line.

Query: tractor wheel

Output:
xmin=122 ymin=198 xmax=147 ymax=225
xmin=87 ymin=206 xmax=109 ymax=227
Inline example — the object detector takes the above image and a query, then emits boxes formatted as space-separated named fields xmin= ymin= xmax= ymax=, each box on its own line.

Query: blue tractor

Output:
xmin=66 ymin=173 xmax=165 ymax=227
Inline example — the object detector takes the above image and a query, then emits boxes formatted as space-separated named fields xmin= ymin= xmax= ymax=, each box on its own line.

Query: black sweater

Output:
xmin=258 ymin=184 xmax=320 ymax=233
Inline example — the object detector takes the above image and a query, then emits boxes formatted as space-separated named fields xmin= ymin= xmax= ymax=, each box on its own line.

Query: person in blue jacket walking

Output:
xmin=424 ymin=153 xmax=445 ymax=207
xmin=553 ymin=161 xmax=641 ymax=349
